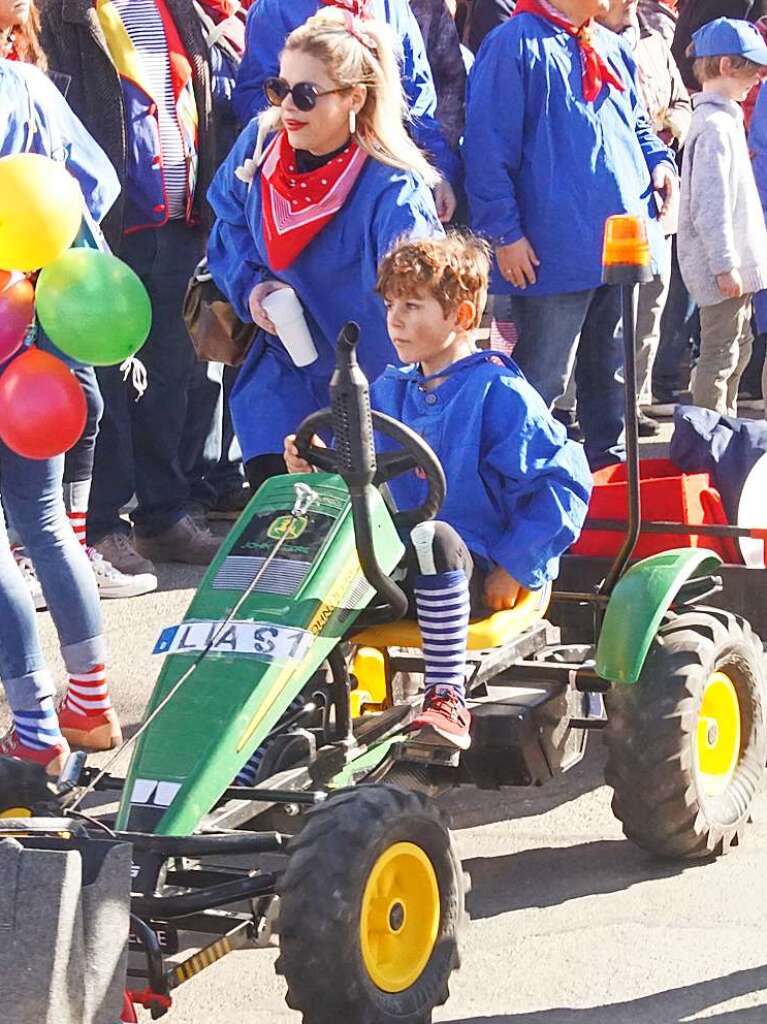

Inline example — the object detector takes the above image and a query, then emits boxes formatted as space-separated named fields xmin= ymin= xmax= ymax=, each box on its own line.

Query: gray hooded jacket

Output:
xmin=678 ymin=91 xmax=767 ymax=307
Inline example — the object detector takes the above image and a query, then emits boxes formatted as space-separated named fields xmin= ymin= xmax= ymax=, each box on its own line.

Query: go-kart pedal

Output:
xmin=390 ymin=738 xmax=461 ymax=769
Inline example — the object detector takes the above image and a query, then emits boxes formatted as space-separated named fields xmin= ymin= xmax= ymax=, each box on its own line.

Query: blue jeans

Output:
xmin=0 ymin=446 xmax=105 ymax=712
xmin=653 ymin=239 xmax=699 ymax=398
xmin=88 ymin=222 xmax=222 ymax=540
xmin=508 ymin=285 xmax=625 ymax=469
xmin=64 ymin=365 xmax=104 ymax=485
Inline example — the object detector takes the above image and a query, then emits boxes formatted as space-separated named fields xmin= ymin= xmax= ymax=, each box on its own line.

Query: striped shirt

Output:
xmin=112 ymin=0 xmax=188 ymax=218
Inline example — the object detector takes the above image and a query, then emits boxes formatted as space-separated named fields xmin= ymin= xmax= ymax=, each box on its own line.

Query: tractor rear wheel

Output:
xmin=276 ymin=783 xmax=465 ymax=1024
xmin=605 ymin=608 xmax=767 ymax=859
xmin=0 ymin=756 xmax=59 ymax=818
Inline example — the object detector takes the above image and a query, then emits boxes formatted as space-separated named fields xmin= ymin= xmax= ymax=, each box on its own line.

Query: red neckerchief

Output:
xmin=514 ymin=0 xmax=625 ymax=102
xmin=319 ymin=0 xmax=370 ymax=17
xmin=260 ymin=131 xmax=367 ymax=271
xmin=198 ymin=0 xmax=246 ymax=57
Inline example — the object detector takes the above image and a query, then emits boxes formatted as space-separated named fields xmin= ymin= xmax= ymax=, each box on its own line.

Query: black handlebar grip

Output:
xmin=329 ymin=320 xmax=377 ymax=486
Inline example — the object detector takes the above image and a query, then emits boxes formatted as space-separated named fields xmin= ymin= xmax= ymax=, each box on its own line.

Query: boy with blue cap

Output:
xmin=678 ymin=18 xmax=767 ymax=417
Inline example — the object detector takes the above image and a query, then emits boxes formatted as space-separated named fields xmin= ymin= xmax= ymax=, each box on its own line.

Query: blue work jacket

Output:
xmin=372 ymin=352 xmax=593 ymax=589
xmin=463 ymin=16 xmax=675 ymax=296
xmin=206 ymin=119 xmax=442 ymax=461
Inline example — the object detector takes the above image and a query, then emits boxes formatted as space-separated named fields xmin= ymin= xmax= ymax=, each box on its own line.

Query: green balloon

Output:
xmin=35 ymin=249 xmax=152 ymax=366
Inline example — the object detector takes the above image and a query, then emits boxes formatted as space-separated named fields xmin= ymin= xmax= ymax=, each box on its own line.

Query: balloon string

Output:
xmin=120 ymin=357 xmax=148 ymax=401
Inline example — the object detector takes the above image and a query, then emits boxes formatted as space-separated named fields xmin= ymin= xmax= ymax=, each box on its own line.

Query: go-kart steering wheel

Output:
xmin=294 ymin=407 xmax=446 ymax=529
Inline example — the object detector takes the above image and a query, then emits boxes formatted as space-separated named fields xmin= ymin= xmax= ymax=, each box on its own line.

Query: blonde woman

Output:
xmin=207 ymin=6 xmax=443 ymax=489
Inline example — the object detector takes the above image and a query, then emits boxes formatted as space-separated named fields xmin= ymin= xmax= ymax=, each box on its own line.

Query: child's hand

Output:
xmin=483 ymin=566 xmax=522 ymax=611
xmin=716 ymin=269 xmax=744 ymax=299
xmin=284 ymin=433 xmax=323 ymax=474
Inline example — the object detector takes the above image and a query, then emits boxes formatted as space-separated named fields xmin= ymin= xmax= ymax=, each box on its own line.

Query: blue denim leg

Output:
xmin=508 ymin=289 xmax=594 ymax=408
xmin=64 ymin=365 xmax=104 ymax=485
xmin=510 ymin=286 xmax=624 ymax=469
xmin=573 ymin=284 xmax=625 ymax=469
xmin=88 ymin=362 xmax=136 ymax=541
xmin=653 ymin=240 xmax=695 ymax=397
xmin=183 ymin=359 xmax=225 ymax=508
xmin=0 ymin=471 xmax=53 ymax=710
xmin=90 ymin=223 xmax=208 ymax=539
xmin=0 ymin=445 xmax=105 ymax=704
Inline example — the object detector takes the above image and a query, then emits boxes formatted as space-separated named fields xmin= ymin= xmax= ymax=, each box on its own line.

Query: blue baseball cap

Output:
xmin=690 ymin=17 xmax=767 ymax=65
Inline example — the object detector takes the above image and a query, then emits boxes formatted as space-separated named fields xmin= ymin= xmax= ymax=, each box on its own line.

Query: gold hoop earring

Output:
xmin=349 ymin=108 xmax=357 ymax=135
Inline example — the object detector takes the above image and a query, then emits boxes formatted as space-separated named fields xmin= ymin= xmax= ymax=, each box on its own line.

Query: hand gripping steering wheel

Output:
xmin=293 ymin=407 xmax=446 ymax=529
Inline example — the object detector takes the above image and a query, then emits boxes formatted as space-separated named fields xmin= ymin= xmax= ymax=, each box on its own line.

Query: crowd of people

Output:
xmin=1 ymin=0 xmax=767 ymax=766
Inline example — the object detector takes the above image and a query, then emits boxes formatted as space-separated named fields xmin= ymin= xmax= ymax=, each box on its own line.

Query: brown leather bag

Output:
xmin=183 ymin=259 xmax=257 ymax=367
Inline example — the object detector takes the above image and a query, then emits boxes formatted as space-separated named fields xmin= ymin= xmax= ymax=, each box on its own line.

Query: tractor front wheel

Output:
xmin=605 ymin=609 xmax=767 ymax=859
xmin=276 ymin=783 xmax=465 ymax=1024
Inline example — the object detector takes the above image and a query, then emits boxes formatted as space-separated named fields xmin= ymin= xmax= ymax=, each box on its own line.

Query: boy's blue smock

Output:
xmin=206 ymin=119 xmax=442 ymax=462
xmin=372 ymin=352 xmax=593 ymax=589
xmin=0 ymin=61 xmax=120 ymax=222
xmin=232 ymin=0 xmax=460 ymax=188
xmin=462 ymin=17 xmax=675 ymax=296
xmin=749 ymin=83 xmax=767 ymax=334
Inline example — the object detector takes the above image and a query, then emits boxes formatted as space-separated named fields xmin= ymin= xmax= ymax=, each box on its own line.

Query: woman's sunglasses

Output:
xmin=264 ymin=77 xmax=352 ymax=113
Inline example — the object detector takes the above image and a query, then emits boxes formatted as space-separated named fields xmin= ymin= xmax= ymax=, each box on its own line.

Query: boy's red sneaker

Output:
xmin=0 ymin=728 xmax=70 ymax=777
xmin=409 ymin=689 xmax=472 ymax=750
xmin=57 ymin=704 xmax=122 ymax=752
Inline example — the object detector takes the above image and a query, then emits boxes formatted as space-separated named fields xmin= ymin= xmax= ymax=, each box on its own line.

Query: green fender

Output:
xmin=595 ymin=548 xmax=723 ymax=684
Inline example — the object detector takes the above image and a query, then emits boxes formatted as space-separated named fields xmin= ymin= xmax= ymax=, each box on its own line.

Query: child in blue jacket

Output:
xmin=285 ymin=234 xmax=592 ymax=749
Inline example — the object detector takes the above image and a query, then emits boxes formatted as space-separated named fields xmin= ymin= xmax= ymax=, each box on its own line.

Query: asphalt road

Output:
xmin=3 ymin=418 xmax=767 ymax=1023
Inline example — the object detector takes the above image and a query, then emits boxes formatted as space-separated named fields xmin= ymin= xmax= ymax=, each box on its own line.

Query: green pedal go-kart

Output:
xmin=1 ymin=287 xmax=766 ymax=1023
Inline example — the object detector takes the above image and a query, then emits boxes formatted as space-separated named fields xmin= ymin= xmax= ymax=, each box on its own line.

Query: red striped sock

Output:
xmin=64 ymin=663 xmax=112 ymax=717
xmin=67 ymin=510 xmax=88 ymax=547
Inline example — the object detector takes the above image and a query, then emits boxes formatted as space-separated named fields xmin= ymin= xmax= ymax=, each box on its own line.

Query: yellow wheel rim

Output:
xmin=694 ymin=671 xmax=741 ymax=797
xmin=359 ymin=841 xmax=440 ymax=993
xmin=0 ymin=807 xmax=32 ymax=818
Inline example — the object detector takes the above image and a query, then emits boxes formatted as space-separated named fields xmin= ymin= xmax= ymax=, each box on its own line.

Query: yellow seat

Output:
xmin=351 ymin=581 xmax=552 ymax=652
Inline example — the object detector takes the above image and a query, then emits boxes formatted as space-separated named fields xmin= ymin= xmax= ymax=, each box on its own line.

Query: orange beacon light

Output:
xmin=602 ymin=214 xmax=653 ymax=285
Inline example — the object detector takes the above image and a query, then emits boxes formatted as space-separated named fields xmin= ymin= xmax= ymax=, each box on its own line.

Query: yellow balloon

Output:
xmin=0 ymin=154 xmax=83 ymax=272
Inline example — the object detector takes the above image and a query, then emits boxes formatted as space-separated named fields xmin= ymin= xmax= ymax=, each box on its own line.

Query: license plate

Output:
xmin=129 ymin=924 xmax=179 ymax=955
xmin=153 ymin=620 xmax=313 ymax=663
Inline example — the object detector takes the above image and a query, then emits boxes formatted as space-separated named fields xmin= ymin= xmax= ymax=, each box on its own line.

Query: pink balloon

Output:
xmin=0 ymin=270 xmax=34 ymax=364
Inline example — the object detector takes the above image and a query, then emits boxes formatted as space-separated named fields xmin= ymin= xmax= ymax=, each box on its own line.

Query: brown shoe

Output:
xmin=94 ymin=532 xmax=156 ymax=576
xmin=134 ymin=514 xmax=221 ymax=565
xmin=58 ymin=704 xmax=123 ymax=752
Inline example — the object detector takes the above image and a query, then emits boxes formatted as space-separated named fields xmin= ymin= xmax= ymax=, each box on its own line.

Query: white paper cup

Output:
xmin=262 ymin=287 xmax=318 ymax=367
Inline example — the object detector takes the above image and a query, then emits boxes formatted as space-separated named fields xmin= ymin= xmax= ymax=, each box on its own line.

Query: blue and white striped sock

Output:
xmin=13 ymin=697 xmax=63 ymax=750
xmin=235 ymin=696 xmax=305 ymax=786
xmin=414 ymin=570 xmax=470 ymax=704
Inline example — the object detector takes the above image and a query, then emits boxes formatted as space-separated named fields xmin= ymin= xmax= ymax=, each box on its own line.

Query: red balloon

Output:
xmin=0 ymin=349 xmax=87 ymax=459
xmin=0 ymin=270 xmax=35 ymax=364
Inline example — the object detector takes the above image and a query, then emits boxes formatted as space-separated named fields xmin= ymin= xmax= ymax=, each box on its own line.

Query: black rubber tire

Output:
xmin=604 ymin=608 xmax=767 ymax=860
xmin=275 ymin=783 xmax=465 ymax=1024
xmin=0 ymin=757 xmax=59 ymax=816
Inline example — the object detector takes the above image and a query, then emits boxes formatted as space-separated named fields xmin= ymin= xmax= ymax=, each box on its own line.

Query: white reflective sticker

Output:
xmin=131 ymin=779 xmax=182 ymax=807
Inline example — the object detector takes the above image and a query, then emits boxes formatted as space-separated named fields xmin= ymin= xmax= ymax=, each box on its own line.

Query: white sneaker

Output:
xmin=12 ymin=547 xmax=46 ymax=611
xmin=86 ymin=546 xmax=158 ymax=599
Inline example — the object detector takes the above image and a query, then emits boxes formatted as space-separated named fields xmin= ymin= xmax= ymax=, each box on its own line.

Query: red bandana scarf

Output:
xmin=319 ymin=0 xmax=370 ymax=16
xmin=514 ymin=0 xmax=625 ymax=103
xmin=260 ymin=131 xmax=368 ymax=271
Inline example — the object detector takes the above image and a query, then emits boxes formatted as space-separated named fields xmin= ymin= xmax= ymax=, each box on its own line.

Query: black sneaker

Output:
xmin=637 ymin=410 xmax=661 ymax=437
